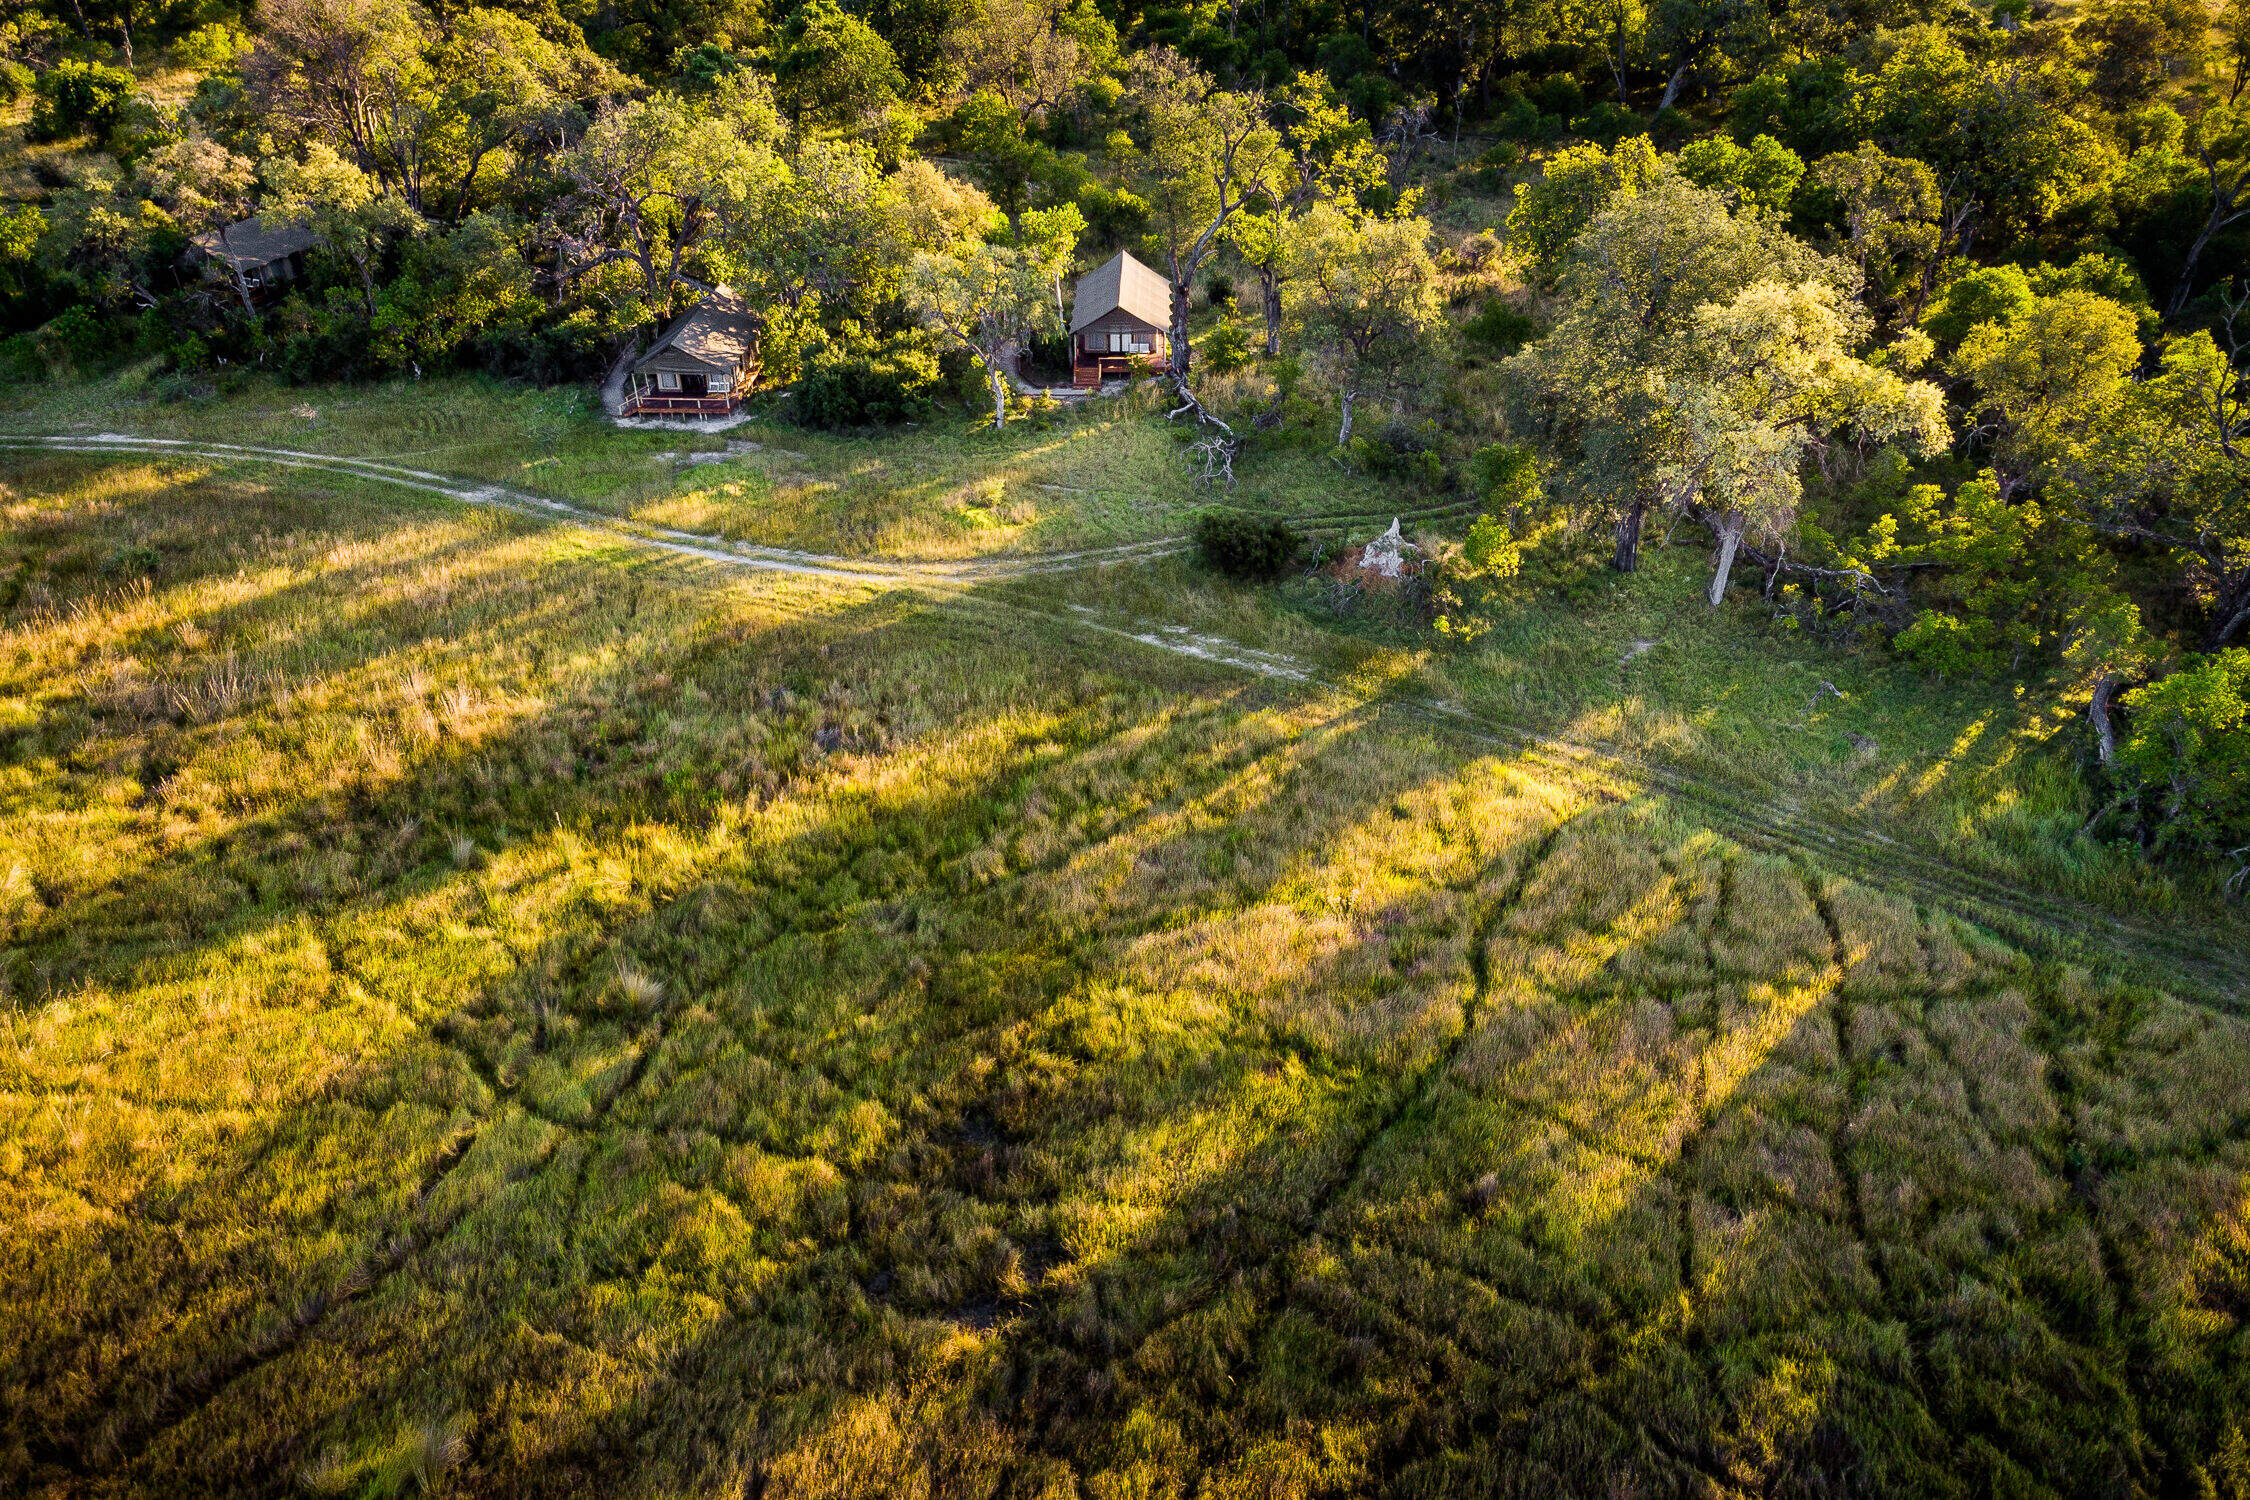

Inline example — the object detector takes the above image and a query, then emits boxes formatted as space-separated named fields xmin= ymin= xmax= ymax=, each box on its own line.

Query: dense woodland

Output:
xmin=0 ymin=0 xmax=2244 ymax=883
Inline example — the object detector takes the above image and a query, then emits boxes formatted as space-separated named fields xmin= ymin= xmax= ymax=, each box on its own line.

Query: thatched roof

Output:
xmin=1070 ymin=251 xmax=1171 ymax=334
xmin=191 ymin=215 xmax=317 ymax=272
xmin=632 ymin=289 xmax=761 ymax=374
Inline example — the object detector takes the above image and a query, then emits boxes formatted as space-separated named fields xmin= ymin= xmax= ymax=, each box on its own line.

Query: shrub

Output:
xmin=30 ymin=59 xmax=136 ymax=141
xmin=0 ymin=61 xmax=33 ymax=104
xmin=1194 ymin=509 xmax=1303 ymax=580
xmin=1495 ymin=98 xmax=1549 ymax=141
xmin=1202 ymin=323 xmax=1253 ymax=374
xmin=1205 ymin=273 xmax=1234 ymax=308
xmin=1572 ymin=102 xmax=1639 ymax=146
xmin=2116 ymin=651 xmax=2250 ymax=875
xmin=1347 ymin=425 xmax=1445 ymax=486
xmin=1463 ymin=298 xmax=1537 ymax=353
xmin=793 ymin=342 xmax=945 ymax=427
xmin=173 ymin=23 xmax=250 ymax=72
xmin=1470 ymin=442 xmax=1541 ymax=508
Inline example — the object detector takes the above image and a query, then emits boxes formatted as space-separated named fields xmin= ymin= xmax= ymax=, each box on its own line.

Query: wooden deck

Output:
xmin=621 ymin=393 xmax=740 ymax=418
xmin=1073 ymin=355 xmax=1144 ymax=389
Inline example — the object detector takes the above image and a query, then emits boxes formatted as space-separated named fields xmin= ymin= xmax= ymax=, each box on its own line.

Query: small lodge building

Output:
xmin=1069 ymin=251 xmax=1172 ymax=388
xmin=190 ymin=216 xmax=316 ymax=302
xmin=623 ymin=290 xmax=761 ymax=418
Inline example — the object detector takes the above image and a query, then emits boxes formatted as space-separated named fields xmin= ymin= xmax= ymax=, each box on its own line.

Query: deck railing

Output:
xmin=622 ymin=393 xmax=738 ymax=417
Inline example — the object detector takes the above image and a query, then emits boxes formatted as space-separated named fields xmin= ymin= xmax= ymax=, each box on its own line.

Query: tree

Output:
xmin=892 ymin=158 xmax=1003 ymax=251
xmin=1646 ymin=0 xmax=1767 ymax=112
xmin=943 ymin=0 xmax=1082 ymax=118
xmin=1675 ymin=132 xmax=1803 ymax=215
xmin=1124 ymin=47 xmax=1284 ymax=379
xmin=1285 ymin=203 xmax=1443 ymax=446
xmin=1802 ymin=144 xmax=1939 ymax=316
xmin=1220 ymin=71 xmax=1382 ymax=357
xmin=1853 ymin=32 xmax=2111 ymax=293
xmin=1952 ymin=290 xmax=2143 ymax=495
xmin=721 ymin=137 xmax=906 ymax=317
xmin=37 ymin=170 xmax=169 ymax=313
xmin=243 ymin=0 xmax=620 ymax=220
xmin=774 ymin=0 xmax=907 ymax=132
xmin=858 ymin=0 xmax=977 ymax=98
xmin=263 ymin=143 xmax=425 ymax=319
xmin=137 ymin=136 xmax=261 ymax=316
xmin=1503 ymin=173 xmax=1846 ymax=571
xmin=2116 ymin=651 xmax=2250 ymax=874
xmin=2077 ymin=0 xmax=2211 ymax=109
xmin=2055 ymin=325 xmax=2250 ymax=650
xmin=551 ymin=92 xmax=777 ymax=335
xmin=1872 ymin=475 xmax=2143 ymax=681
xmin=1662 ymin=278 xmax=1946 ymax=604
xmin=1503 ymin=135 xmax=1661 ymax=284
xmin=904 ymin=233 xmax=1069 ymax=427
xmin=2168 ymin=102 xmax=2250 ymax=316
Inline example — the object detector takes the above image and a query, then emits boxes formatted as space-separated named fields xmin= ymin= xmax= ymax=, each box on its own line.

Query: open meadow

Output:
xmin=0 ymin=373 xmax=1435 ymax=562
xmin=4 ymin=441 xmax=2250 ymax=1496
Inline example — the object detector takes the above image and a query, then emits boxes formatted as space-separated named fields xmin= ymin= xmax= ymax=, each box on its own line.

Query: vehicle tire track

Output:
xmin=12 ymin=432 xmax=2241 ymax=1004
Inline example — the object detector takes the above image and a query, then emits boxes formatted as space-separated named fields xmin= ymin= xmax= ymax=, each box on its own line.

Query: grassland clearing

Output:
xmin=0 ymin=373 xmax=1433 ymax=562
xmin=3 ymin=445 xmax=2249 ymax=1495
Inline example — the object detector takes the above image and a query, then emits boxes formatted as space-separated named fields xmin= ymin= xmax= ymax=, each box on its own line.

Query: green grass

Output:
xmin=0 ymin=372 xmax=1426 ymax=562
xmin=5 ymin=449 xmax=2250 ymax=1496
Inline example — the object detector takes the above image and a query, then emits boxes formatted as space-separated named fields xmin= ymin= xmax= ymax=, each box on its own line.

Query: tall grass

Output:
xmin=3 ymin=452 xmax=2248 ymax=1496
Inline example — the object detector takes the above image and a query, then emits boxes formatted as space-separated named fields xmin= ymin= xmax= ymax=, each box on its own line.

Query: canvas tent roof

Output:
xmin=1069 ymin=251 xmax=1172 ymax=335
xmin=191 ymin=215 xmax=317 ymax=272
xmin=632 ymin=289 xmax=761 ymax=374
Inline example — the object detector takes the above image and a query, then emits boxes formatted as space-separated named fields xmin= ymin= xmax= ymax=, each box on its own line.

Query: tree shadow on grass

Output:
xmin=7 ymin=453 xmax=2250 ymax=1497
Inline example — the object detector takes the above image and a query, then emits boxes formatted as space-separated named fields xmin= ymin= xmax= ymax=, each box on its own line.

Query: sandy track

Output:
xmin=9 ymin=430 xmax=2243 ymax=1002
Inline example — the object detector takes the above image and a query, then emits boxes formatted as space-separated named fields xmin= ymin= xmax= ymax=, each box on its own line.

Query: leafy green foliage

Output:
xmin=1676 ymin=132 xmax=1804 ymax=214
xmin=1868 ymin=475 xmax=2140 ymax=680
xmin=1462 ymin=297 xmax=1536 ymax=353
xmin=1193 ymin=507 xmax=1302 ymax=577
xmin=1201 ymin=322 xmax=1253 ymax=373
xmin=1504 ymin=135 xmax=1662 ymax=281
xmin=2118 ymin=651 xmax=2250 ymax=865
xmin=792 ymin=338 xmax=947 ymax=426
xmin=30 ymin=60 xmax=136 ymax=142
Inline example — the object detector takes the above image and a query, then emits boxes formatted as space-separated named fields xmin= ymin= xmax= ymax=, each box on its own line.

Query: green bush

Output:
xmin=1572 ymin=102 xmax=1639 ymax=145
xmin=1347 ymin=425 xmax=1445 ymax=486
xmin=1463 ymin=298 xmax=1537 ymax=353
xmin=1201 ymin=323 xmax=1253 ymax=374
xmin=2117 ymin=651 xmax=2250 ymax=877
xmin=793 ymin=342 xmax=945 ymax=427
xmin=1470 ymin=442 xmax=1541 ymax=509
xmin=30 ymin=59 xmax=136 ymax=141
xmin=1194 ymin=509 xmax=1303 ymax=580
xmin=0 ymin=60 xmax=33 ymax=104
xmin=173 ymin=22 xmax=250 ymax=72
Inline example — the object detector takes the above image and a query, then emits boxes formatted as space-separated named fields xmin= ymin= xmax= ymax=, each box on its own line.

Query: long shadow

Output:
xmin=7 ymin=451 xmax=2250 ymax=1497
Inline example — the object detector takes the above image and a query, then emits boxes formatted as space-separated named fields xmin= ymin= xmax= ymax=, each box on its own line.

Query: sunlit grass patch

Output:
xmin=3 ymin=451 xmax=2249 ymax=1496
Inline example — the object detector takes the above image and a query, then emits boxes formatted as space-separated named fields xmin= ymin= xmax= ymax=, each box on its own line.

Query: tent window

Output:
xmin=656 ymin=370 xmax=681 ymax=391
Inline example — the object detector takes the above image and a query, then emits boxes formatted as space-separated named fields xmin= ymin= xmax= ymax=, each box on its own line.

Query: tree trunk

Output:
xmin=1336 ymin=390 xmax=1356 ymax=447
xmin=1259 ymin=267 xmax=1281 ymax=356
xmin=2088 ymin=673 xmax=2123 ymax=766
xmin=1612 ymin=497 xmax=1649 ymax=572
xmin=1707 ymin=508 xmax=1745 ymax=606
xmin=1169 ymin=278 xmax=1193 ymax=379
xmin=2203 ymin=578 xmax=2250 ymax=649
xmin=2167 ymin=194 xmax=2239 ymax=316
xmin=1656 ymin=61 xmax=1690 ymax=113
xmin=989 ymin=367 xmax=1009 ymax=430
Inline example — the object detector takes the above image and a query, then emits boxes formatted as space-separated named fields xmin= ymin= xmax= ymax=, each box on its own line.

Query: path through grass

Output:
xmin=5 ymin=453 xmax=2250 ymax=1496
